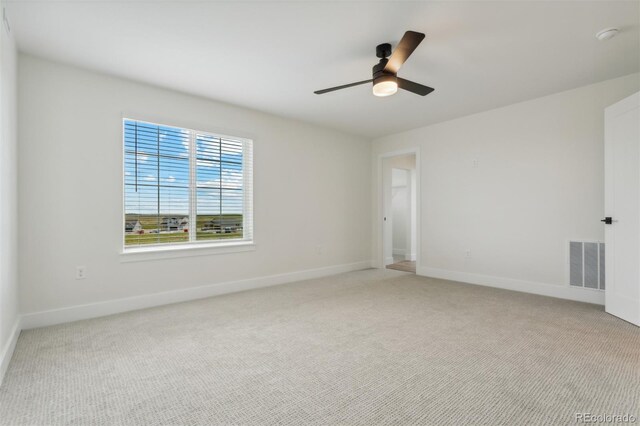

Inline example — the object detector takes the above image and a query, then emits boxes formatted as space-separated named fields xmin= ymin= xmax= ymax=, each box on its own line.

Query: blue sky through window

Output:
xmin=124 ymin=119 xmax=244 ymax=216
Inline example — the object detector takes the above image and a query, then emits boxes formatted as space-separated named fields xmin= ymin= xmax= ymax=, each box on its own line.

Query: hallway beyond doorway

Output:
xmin=386 ymin=257 xmax=416 ymax=273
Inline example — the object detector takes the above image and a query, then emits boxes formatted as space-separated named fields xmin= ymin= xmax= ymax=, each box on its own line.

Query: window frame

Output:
xmin=121 ymin=117 xmax=254 ymax=256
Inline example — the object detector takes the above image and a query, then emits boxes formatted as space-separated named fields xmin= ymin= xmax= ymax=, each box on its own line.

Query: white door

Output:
xmin=604 ymin=91 xmax=640 ymax=326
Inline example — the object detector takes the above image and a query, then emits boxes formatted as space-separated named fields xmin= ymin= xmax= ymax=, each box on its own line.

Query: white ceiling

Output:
xmin=6 ymin=0 xmax=639 ymax=138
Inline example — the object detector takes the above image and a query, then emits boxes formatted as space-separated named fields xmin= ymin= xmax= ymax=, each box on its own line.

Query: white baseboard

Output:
xmin=0 ymin=316 xmax=21 ymax=386
xmin=405 ymin=253 xmax=416 ymax=261
xmin=384 ymin=256 xmax=395 ymax=265
xmin=21 ymin=260 xmax=372 ymax=330
xmin=418 ymin=266 xmax=604 ymax=305
xmin=392 ymin=248 xmax=406 ymax=256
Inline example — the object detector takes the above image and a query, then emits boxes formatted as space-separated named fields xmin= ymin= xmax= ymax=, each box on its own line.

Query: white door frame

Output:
xmin=376 ymin=147 xmax=421 ymax=272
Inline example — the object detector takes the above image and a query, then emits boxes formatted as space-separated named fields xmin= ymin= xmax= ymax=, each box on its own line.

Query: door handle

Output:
xmin=601 ymin=217 xmax=614 ymax=224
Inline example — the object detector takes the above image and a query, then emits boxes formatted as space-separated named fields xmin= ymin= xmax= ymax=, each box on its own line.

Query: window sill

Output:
xmin=120 ymin=241 xmax=256 ymax=263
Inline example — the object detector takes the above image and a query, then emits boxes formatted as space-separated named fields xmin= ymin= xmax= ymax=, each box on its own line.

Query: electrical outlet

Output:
xmin=472 ymin=159 xmax=479 ymax=168
xmin=465 ymin=249 xmax=471 ymax=258
xmin=316 ymin=245 xmax=323 ymax=255
xmin=76 ymin=266 xmax=87 ymax=280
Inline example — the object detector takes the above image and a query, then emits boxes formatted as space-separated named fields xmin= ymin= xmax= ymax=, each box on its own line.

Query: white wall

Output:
xmin=373 ymin=73 xmax=640 ymax=304
xmin=0 ymin=4 xmax=19 ymax=383
xmin=18 ymin=55 xmax=371 ymax=319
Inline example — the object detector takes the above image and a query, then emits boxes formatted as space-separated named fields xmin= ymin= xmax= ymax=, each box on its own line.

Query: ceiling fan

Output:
xmin=314 ymin=30 xmax=434 ymax=98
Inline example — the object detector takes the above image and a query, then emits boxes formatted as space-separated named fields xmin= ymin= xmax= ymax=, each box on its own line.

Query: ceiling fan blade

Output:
xmin=397 ymin=78 xmax=434 ymax=96
xmin=314 ymin=79 xmax=373 ymax=94
xmin=384 ymin=31 xmax=425 ymax=74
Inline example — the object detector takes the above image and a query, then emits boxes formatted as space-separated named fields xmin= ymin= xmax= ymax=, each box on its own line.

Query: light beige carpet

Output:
xmin=1 ymin=269 xmax=638 ymax=425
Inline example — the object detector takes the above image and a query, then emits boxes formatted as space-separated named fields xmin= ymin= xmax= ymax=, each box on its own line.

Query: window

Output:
xmin=123 ymin=118 xmax=253 ymax=250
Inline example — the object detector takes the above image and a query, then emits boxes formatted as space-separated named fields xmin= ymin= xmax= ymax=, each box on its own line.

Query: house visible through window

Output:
xmin=124 ymin=119 xmax=253 ymax=249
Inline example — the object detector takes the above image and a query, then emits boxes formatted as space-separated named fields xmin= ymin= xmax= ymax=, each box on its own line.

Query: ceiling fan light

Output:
xmin=373 ymin=75 xmax=398 ymax=97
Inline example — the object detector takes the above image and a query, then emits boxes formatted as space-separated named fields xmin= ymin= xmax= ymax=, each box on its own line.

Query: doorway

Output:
xmin=381 ymin=152 xmax=417 ymax=274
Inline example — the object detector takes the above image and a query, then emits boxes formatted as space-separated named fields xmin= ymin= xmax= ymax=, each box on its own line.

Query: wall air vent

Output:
xmin=569 ymin=241 xmax=605 ymax=290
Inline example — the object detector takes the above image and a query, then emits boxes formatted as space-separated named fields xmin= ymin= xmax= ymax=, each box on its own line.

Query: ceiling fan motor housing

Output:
xmin=374 ymin=43 xmax=394 ymax=86
xmin=372 ymin=58 xmax=396 ymax=85
xmin=376 ymin=43 xmax=392 ymax=58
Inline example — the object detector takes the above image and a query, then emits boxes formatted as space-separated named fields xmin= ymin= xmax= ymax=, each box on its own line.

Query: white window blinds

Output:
xmin=124 ymin=118 xmax=253 ymax=249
